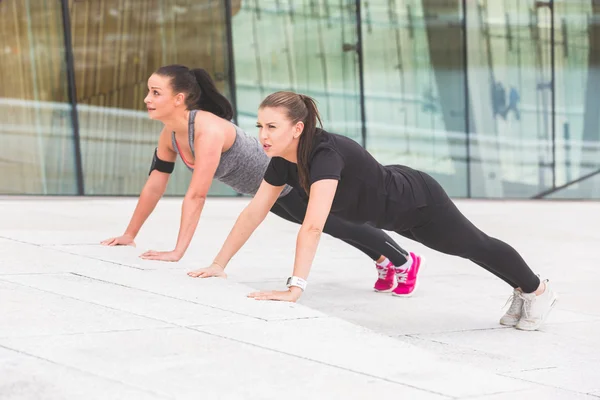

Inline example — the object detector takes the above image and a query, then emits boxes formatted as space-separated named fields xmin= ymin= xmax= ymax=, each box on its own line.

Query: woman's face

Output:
xmin=256 ymin=106 xmax=303 ymax=159
xmin=144 ymin=74 xmax=183 ymax=121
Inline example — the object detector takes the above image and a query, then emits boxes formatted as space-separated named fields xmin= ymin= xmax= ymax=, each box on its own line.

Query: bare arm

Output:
xmin=166 ymin=124 xmax=224 ymax=258
xmin=214 ymin=180 xmax=284 ymax=267
xmin=188 ymin=180 xmax=284 ymax=277
xmin=248 ymin=179 xmax=338 ymax=302
xmin=101 ymin=128 xmax=175 ymax=246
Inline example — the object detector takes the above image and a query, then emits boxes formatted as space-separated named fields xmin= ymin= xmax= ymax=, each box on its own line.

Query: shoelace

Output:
xmin=395 ymin=270 xmax=408 ymax=283
xmin=519 ymin=293 xmax=535 ymax=319
xmin=502 ymin=293 xmax=522 ymax=314
xmin=376 ymin=265 xmax=389 ymax=280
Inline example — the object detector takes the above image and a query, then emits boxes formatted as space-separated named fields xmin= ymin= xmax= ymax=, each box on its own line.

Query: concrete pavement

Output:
xmin=1 ymin=197 xmax=599 ymax=399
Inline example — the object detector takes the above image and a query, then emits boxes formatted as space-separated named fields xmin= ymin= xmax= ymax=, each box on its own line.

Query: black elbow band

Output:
xmin=149 ymin=148 xmax=175 ymax=175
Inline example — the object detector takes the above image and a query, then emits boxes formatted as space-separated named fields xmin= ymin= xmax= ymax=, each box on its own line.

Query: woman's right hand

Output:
xmin=187 ymin=263 xmax=227 ymax=279
xmin=101 ymin=234 xmax=136 ymax=247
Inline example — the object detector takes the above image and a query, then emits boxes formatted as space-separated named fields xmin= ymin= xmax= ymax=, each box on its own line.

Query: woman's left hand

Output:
xmin=247 ymin=287 xmax=302 ymax=302
xmin=139 ymin=249 xmax=183 ymax=262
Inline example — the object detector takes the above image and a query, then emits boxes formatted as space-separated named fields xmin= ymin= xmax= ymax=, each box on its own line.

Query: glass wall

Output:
xmin=1 ymin=0 xmax=600 ymax=199
xmin=552 ymin=0 xmax=600 ymax=199
xmin=0 ymin=0 xmax=78 ymax=195
xmin=67 ymin=0 xmax=235 ymax=195
xmin=464 ymin=0 xmax=552 ymax=198
xmin=232 ymin=0 xmax=362 ymax=143
xmin=360 ymin=0 xmax=468 ymax=196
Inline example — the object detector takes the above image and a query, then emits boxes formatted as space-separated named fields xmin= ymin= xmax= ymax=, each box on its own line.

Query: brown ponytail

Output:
xmin=259 ymin=91 xmax=323 ymax=194
xmin=155 ymin=64 xmax=233 ymax=120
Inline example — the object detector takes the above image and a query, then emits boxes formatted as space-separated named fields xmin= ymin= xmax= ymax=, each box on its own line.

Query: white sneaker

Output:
xmin=500 ymin=289 xmax=523 ymax=327
xmin=516 ymin=279 xmax=558 ymax=331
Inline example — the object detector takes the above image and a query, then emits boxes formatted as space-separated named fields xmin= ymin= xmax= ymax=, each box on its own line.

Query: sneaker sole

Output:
xmin=515 ymin=296 xmax=558 ymax=331
xmin=373 ymin=278 xmax=397 ymax=293
xmin=392 ymin=279 xmax=419 ymax=297
xmin=392 ymin=255 xmax=425 ymax=298
xmin=499 ymin=317 xmax=519 ymax=327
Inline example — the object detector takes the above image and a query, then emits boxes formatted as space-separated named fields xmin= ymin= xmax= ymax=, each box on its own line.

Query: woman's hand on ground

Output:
xmin=101 ymin=234 xmax=136 ymax=247
xmin=139 ymin=249 xmax=183 ymax=262
xmin=247 ymin=287 xmax=302 ymax=302
xmin=187 ymin=263 xmax=227 ymax=279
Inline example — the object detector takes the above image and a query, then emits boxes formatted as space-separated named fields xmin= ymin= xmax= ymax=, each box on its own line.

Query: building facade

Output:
xmin=1 ymin=0 xmax=598 ymax=199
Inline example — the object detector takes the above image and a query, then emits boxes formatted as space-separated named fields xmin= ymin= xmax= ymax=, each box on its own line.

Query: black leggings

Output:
xmin=270 ymin=188 xmax=409 ymax=266
xmin=395 ymin=172 xmax=541 ymax=293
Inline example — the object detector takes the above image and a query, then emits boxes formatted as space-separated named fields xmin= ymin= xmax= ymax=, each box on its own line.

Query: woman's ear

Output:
xmin=293 ymin=121 xmax=305 ymax=139
xmin=175 ymin=93 xmax=185 ymax=106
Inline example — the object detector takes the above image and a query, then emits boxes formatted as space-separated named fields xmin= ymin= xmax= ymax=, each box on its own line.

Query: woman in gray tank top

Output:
xmin=101 ymin=64 xmax=423 ymax=296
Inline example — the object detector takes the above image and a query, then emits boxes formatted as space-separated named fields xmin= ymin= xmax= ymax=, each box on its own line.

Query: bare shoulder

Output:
xmin=193 ymin=110 xmax=236 ymax=149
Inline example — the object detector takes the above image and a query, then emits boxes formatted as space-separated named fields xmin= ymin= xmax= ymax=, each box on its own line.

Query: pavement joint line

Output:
xmin=0 ymin=235 xmax=43 ymax=246
xmin=402 ymin=336 xmax=595 ymax=398
xmin=497 ymin=371 xmax=598 ymax=398
xmin=455 ymin=387 xmax=541 ymax=399
xmin=1 ymin=272 xmax=323 ymax=325
xmin=1 ymin=319 xmax=430 ymax=395
xmin=0 ymin=277 xmax=189 ymax=326
xmin=399 ymin=326 xmax=511 ymax=337
xmin=0 ymin=326 xmax=180 ymax=341
xmin=68 ymin=272 xmax=275 ymax=322
xmin=50 ymin=247 xmax=151 ymax=270
xmin=0 ymin=343 xmax=174 ymax=399
xmin=0 ymin=235 xmax=151 ymax=271
xmin=0 ymin=275 xmax=262 ymax=323
xmin=44 ymin=243 xmax=103 ymax=247
xmin=517 ymin=366 xmax=559 ymax=372
xmin=0 ymin=272 xmax=72 ymax=276
xmin=184 ymin=325 xmax=456 ymax=399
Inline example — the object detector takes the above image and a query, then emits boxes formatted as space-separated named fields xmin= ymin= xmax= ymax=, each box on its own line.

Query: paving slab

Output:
xmin=0 ymin=281 xmax=170 ymax=339
xmin=0 ymin=346 xmax=167 ymax=400
xmin=0 ymin=328 xmax=448 ymax=400
xmin=194 ymin=317 xmax=530 ymax=398
xmin=1 ymin=272 xmax=256 ymax=327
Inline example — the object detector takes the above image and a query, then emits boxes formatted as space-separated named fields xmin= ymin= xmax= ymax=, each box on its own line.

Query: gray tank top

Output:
xmin=171 ymin=109 xmax=292 ymax=197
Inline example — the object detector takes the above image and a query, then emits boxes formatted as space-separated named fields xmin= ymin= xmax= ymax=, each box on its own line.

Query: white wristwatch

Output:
xmin=286 ymin=276 xmax=307 ymax=291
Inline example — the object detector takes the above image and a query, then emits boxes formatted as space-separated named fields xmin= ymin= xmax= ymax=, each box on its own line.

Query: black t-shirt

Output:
xmin=264 ymin=129 xmax=433 ymax=230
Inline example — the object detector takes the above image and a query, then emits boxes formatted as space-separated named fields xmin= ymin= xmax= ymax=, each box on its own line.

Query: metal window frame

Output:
xmin=60 ymin=0 xmax=85 ymax=195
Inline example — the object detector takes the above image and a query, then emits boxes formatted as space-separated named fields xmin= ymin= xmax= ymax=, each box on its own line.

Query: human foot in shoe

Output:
xmin=392 ymin=252 xmax=424 ymax=297
xmin=500 ymin=288 xmax=524 ymax=327
xmin=373 ymin=259 xmax=395 ymax=292
xmin=516 ymin=279 xmax=558 ymax=331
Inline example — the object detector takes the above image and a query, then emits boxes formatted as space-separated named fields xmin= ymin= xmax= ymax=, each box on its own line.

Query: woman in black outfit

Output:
xmin=192 ymin=91 xmax=557 ymax=331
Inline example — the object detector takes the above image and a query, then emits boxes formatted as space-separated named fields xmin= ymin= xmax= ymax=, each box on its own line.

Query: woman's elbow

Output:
xmin=185 ymin=191 xmax=207 ymax=203
xmin=302 ymin=223 xmax=324 ymax=236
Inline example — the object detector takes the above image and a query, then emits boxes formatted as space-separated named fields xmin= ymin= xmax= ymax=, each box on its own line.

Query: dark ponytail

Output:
xmin=155 ymin=64 xmax=233 ymax=120
xmin=259 ymin=91 xmax=323 ymax=194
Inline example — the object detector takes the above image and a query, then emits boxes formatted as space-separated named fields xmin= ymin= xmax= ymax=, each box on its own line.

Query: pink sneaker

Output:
xmin=373 ymin=261 xmax=395 ymax=292
xmin=392 ymin=252 xmax=423 ymax=297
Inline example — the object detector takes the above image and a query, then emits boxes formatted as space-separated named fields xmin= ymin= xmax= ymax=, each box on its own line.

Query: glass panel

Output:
xmin=233 ymin=0 xmax=361 ymax=143
xmin=68 ymin=0 xmax=235 ymax=195
xmin=545 ymin=172 xmax=600 ymax=199
xmin=0 ymin=0 xmax=77 ymax=195
xmin=361 ymin=0 xmax=468 ymax=197
xmin=553 ymin=1 xmax=600 ymax=198
xmin=466 ymin=0 xmax=554 ymax=198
